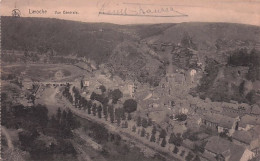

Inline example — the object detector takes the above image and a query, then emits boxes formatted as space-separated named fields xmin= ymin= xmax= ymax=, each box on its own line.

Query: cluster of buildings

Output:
xmin=192 ymin=101 xmax=260 ymax=160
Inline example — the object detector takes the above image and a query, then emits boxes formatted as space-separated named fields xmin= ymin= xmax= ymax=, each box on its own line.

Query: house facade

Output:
xmin=199 ymin=113 xmax=239 ymax=136
xmin=204 ymin=136 xmax=255 ymax=161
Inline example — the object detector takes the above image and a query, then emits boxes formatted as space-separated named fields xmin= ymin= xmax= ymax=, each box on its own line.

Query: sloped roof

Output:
xmin=239 ymin=114 xmax=260 ymax=128
xmin=233 ymin=130 xmax=259 ymax=145
xmin=205 ymin=136 xmax=231 ymax=154
xmin=228 ymin=144 xmax=246 ymax=161
xmin=202 ymin=113 xmax=237 ymax=129
xmin=205 ymin=136 xmax=246 ymax=161
xmin=251 ymin=104 xmax=260 ymax=115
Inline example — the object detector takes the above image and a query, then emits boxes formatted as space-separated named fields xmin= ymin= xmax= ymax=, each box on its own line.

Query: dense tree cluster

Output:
xmin=2 ymin=104 xmax=79 ymax=160
xmin=168 ymin=133 xmax=183 ymax=147
xmin=62 ymin=84 xmax=73 ymax=103
xmin=90 ymin=92 xmax=109 ymax=105
xmin=109 ymin=89 xmax=123 ymax=104
xmin=175 ymin=114 xmax=187 ymax=122
xmin=1 ymin=53 xmax=18 ymax=63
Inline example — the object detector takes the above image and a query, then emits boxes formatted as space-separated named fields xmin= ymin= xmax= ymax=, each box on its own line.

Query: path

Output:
xmin=1 ymin=126 xmax=14 ymax=150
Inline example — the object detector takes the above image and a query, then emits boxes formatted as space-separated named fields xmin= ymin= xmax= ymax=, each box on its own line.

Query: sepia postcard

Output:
xmin=0 ymin=0 xmax=260 ymax=161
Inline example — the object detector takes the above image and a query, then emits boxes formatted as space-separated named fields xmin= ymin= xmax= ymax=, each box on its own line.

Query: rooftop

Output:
xmin=202 ymin=113 xmax=237 ymax=129
xmin=233 ymin=130 xmax=259 ymax=145
xmin=239 ymin=114 xmax=260 ymax=128
xmin=205 ymin=136 xmax=246 ymax=161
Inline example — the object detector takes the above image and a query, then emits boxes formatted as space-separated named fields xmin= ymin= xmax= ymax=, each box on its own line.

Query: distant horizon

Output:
xmin=2 ymin=15 xmax=260 ymax=27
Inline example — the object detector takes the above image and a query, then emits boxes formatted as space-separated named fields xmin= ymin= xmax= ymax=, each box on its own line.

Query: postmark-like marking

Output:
xmin=12 ymin=9 xmax=21 ymax=17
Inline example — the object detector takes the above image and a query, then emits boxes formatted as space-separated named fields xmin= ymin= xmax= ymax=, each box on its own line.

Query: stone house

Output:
xmin=233 ymin=126 xmax=260 ymax=155
xmin=204 ymin=136 xmax=255 ymax=161
xmin=199 ymin=113 xmax=239 ymax=136
xmin=238 ymin=114 xmax=260 ymax=131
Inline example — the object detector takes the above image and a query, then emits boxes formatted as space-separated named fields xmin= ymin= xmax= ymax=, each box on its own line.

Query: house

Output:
xmin=221 ymin=102 xmax=250 ymax=118
xmin=250 ymin=104 xmax=260 ymax=116
xmin=22 ymin=78 xmax=33 ymax=90
xmin=182 ymin=139 xmax=195 ymax=149
xmin=238 ymin=114 xmax=260 ymax=131
xmin=174 ymin=73 xmax=185 ymax=85
xmin=204 ymin=136 xmax=255 ymax=161
xmin=179 ymin=108 xmax=189 ymax=114
xmin=127 ymin=84 xmax=135 ymax=98
xmin=233 ymin=126 xmax=260 ymax=155
xmin=221 ymin=106 xmax=247 ymax=118
xmin=199 ymin=113 xmax=239 ymax=136
xmin=83 ymin=80 xmax=90 ymax=87
xmin=149 ymin=103 xmax=159 ymax=108
xmin=55 ymin=70 xmax=64 ymax=79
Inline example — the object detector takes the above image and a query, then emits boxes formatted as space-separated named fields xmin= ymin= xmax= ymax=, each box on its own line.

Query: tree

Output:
xmin=193 ymin=142 xmax=206 ymax=153
xmin=90 ymin=92 xmax=96 ymax=100
xmin=169 ymin=133 xmax=175 ymax=144
xmin=101 ymin=97 xmax=109 ymax=106
xmin=125 ymin=121 xmax=128 ymax=128
xmin=116 ymin=114 xmax=121 ymax=127
xmin=159 ymin=129 xmax=167 ymax=139
xmin=180 ymin=150 xmax=186 ymax=157
xmin=161 ymin=137 xmax=167 ymax=147
xmin=176 ymin=114 xmax=187 ymax=121
xmin=141 ymin=128 xmax=146 ymax=137
xmin=150 ymin=133 xmax=156 ymax=142
xmin=1 ymin=106 xmax=7 ymax=125
xmin=97 ymin=105 xmax=102 ymax=118
xmin=123 ymin=99 xmax=137 ymax=113
xmin=80 ymin=80 xmax=84 ymax=89
xmin=185 ymin=152 xmax=194 ymax=161
xmin=122 ymin=121 xmax=128 ymax=128
xmin=137 ymin=116 xmax=142 ymax=127
xmin=61 ymin=110 xmax=67 ymax=127
xmin=152 ymin=126 xmax=157 ymax=135
xmin=109 ymin=106 xmax=114 ymax=123
xmin=92 ymin=105 xmax=97 ymax=116
xmin=103 ymin=105 xmax=108 ymax=121
xmin=111 ymin=89 xmax=123 ymax=104
xmin=121 ymin=111 xmax=126 ymax=120
xmin=114 ymin=134 xmax=121 ymax=146
xmin=115 ymin=108 xmax=121 ymax=126
xmin=56 ymin=108 xmax=61 ymax=123
xmin=172 ymin=133 xmax=183 ymax=147
xmin=239 ymin=80 xmax=245 ymax=95
xmin=99 ymin=85 xmax=106 ymax=93
xmin=66 ymin=110 xmax=75 ymax=129
xmin=246 ymin=90 xmax=257 ymax=104
xmin=142 ymin=118 xmax=148 ymax=128
xmin=132 ymin=125 xmax=136 ymax=132
xmin=192 ymin=155 xmax=201 ymax=161
xmin=127 ymin=113 xmax=132 ymax=120
xmin=173 ymin=146 xmax=179 ymax=154
xmin=148 ymin=118 xmax=152 ymax=126
xmin=87 ymin=101 xmax=92 ymax=114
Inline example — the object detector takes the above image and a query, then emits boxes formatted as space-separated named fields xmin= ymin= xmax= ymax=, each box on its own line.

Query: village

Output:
xmin=1 ymin=17 xmax=260 ymax=161
xmin=7 ymin=54 xmax=258 ymax=161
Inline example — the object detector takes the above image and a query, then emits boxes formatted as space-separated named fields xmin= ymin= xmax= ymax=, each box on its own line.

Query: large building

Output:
xmin=199 ymin=113 xmax=239 ymax=136
xmin=204 ymin=136 xmax=255 ymax=161
xmin=232 ymin=126 xmax=260 ymax=155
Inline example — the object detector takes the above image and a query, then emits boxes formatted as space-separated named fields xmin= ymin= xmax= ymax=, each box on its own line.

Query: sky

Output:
xmin=1 ymin=0 xmax=260 ymax=26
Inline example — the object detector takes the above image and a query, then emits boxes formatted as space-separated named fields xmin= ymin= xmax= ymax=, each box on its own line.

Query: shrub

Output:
xmin=123 ymin=99 xmax=137 ymax=113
